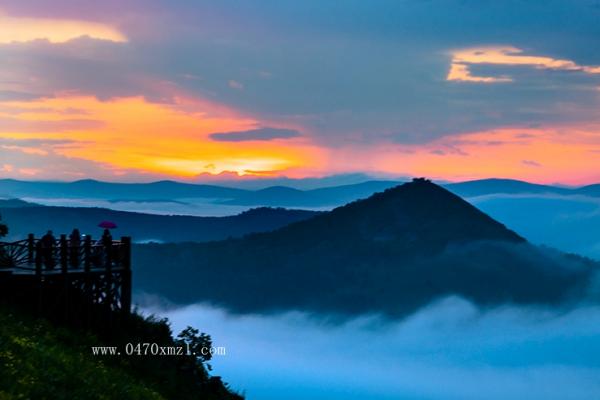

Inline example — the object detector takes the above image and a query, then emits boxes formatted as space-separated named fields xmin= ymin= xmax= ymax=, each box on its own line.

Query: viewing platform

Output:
xmin=0 ymin=233 xmax=132 ymax=324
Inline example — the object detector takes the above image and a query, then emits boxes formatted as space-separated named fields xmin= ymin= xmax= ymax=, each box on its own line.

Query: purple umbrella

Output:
xmin=98 ymin=221 xmax=118 ymax=229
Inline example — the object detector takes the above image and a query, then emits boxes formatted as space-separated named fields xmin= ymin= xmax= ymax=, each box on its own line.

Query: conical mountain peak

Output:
xmin=266 ymin=178 xmax=524 ymax=251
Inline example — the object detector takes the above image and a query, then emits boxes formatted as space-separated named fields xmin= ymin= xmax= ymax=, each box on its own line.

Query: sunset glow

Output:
xmin=1 ymin=3 xmax=599 ymax=184
xmin=0 ymin=96 xmax=322 ymax=178
xmin=1 ymin=93 xmax=600 ymax=183
xmin=372 ymin=127 xmax=600 ymax=185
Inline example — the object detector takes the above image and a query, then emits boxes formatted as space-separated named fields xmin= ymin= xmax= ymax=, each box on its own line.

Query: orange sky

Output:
xmin=0 ymin=95 xmax=325 ymax=179
xmin=2 ymin=94 xmax=600 ymax=184
xmin=1 ymin=8 xmax=600 ymax=184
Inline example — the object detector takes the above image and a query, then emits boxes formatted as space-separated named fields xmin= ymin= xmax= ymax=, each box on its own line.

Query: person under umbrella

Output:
xmin=98 ymin=221 xmax=116 ymax=267
xmin=40 ymin=230 xmax=56 ymax=270
xmin=98 ymin=221 xmax=117 ymax=230
xmin=98 ymin=221 xmax=117 ymax=245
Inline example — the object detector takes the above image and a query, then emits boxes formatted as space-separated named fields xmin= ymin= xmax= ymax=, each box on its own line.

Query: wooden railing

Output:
xmin=0 ymin=233 xmax=132 ymax=317
xmin=0 ymin=234 xmax=131 ymax=275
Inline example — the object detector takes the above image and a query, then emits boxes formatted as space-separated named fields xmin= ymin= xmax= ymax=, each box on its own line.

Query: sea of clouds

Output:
xmin=142 ymin=296 xmax=600 ymax=400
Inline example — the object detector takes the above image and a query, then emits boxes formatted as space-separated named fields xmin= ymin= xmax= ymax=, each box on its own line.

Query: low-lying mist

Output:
xmin=141 ymin=297 xmax=600 ymax=400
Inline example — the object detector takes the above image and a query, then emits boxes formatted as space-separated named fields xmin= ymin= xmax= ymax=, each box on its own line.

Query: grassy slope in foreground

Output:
xmin=0 ymin=308 xmax=161 ymax=399
xmin=0 ymin=306 xmax=242 ymax=400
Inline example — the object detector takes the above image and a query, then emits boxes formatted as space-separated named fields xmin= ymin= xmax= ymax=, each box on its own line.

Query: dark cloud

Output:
xmin=0 ymin=117 xmax=104 ymax=133
xmin=0 ymin=144 xmax=108 ymax=179
xmin=429 ymin=144 xmax=469 ymax=156
xmin=0 ymin=143 xmax=182 ymax=182
xmin=0 ymin=37 xmax=174 ymax=104
xmin=522 ymin=160 xmax=542 ymax=167
xmin=0 ymin=105 xmax=89 ymax=115
xmin=0 ymin=90 xmax=48 ymax=101
xmin=2 ymin=0 xmax=600 ymax=147
xmin=209 ymin=127 xmax=300 ymax=142
xmin=0 ymin=138 xmax=77 ymax=146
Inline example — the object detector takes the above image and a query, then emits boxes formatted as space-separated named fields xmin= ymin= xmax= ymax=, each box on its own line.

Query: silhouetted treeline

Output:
xmin=0 ymin=204 xmax=318 ymax=243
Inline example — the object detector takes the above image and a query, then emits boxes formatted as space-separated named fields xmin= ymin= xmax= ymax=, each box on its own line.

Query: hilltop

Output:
xmin=134 ymin=179 xmax=596 ymax=317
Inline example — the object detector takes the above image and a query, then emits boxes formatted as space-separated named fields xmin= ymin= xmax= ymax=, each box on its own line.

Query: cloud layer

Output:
xmin=1 ymin=1 xmax=600 ymax=183
xmin=145 ymin=298 xmax=600 ymax=400
xmin=447 ymin=46 xmax=600 ymax=83
xmin=0 ymin=13 xmax=127 ymax=43
xmin=210 ymin=127 xmax=300 ymax=142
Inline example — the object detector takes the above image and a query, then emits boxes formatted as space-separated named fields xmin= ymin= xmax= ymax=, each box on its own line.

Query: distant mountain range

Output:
xmin=446 ymin=178 xmax=600 ymax=198
xmin=3 ymin=178 xmax=600 ymax=258
xmin=2 ymin=178 xmax=599 ymax=209
xmin=133 ymin=179 xmax=597 ymax=318
xmin=0 ymin=179 xmax=245 ymax=201
xmin=0 ymin=200 xmax=318 ymax=243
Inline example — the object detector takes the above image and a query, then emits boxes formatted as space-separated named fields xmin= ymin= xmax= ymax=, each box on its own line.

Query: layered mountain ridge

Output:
xmin=134 ymin=179 xmax=596 ymax=318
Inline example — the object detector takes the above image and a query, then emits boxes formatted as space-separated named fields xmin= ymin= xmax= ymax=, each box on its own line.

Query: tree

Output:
xmin=175 ymin=326 xmax=213 ymax=373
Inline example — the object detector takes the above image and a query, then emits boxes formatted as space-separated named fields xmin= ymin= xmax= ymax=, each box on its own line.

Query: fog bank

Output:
xmin=142 ymin=297 xmax=600 ymax=400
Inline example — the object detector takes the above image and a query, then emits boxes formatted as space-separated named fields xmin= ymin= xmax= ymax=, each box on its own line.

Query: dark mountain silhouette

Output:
xmin=3 ymin=178 xmax=600 ymax=212
xmin=134 ymin=179 xmax=597 ymax=318
xmin=221 ymin=180 xmax=399 ymax=207
xmin=0 ymin=202 xmax=319 ymax=243
xmin=0 ymin=199 xmax=35 ymax=208
xmin=578 ymin=183 xmax=600 ymax=197
xmin=445 ymin=178 xmax=571 ymax=197
xmin=0 ymin=179 xmax=245 ymax=200
xmin=0 ymin=178 xmax=399 ymax=208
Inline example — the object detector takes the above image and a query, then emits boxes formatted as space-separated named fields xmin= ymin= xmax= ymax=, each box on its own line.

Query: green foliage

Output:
xmin=0 ymin=210 xmax=241 ymax=399
xmin=176 ymin=326 xmax=213 ymax=370
xmin=0 ymin=307 xmax=243 ymax=400
xmin=0 ymin=307 xmax=163 ymax=400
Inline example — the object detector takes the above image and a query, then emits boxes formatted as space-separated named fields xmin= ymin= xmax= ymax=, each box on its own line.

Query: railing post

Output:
xmin=84 ymin=235 xmax=91 ymax=272
xmin=121 ymin=236 xmax=132 ymax=315
xmin=83 ymin=235 xmax=92 ymax=328
xmin=105 ymin=238 xmax=113 ymax=319
xmin=35 ymin=240 xmax=43 ymax=316
xmin=35 ymin=241 xmax=42 ymax=277
xmin=60 ymin=234 xmax=68 ymax=273
xmin=105 ymin=241 xmax=113 ymax=271
xmin=27 ymin=233 xmax=35 ymax=264
xmin=59 ymin=234 xmax=69 ymax=321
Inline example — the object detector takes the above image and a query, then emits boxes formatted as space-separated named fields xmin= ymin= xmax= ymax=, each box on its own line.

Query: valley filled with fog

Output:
xmin=143 ymin=297 xmax=600 ymax=400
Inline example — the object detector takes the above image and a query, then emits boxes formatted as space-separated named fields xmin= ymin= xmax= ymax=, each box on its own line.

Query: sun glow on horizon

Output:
xmin=0 ymin=95 xmax=323 ymax=178
xmin=366 ymin=127 xmax=600 ymax=185
xmin=2 ymin=94 xmax=600 ymax=184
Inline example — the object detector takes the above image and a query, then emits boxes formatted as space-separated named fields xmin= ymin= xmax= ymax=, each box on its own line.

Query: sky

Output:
xmin=1 ymin=0 xmax=600 ymax=184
